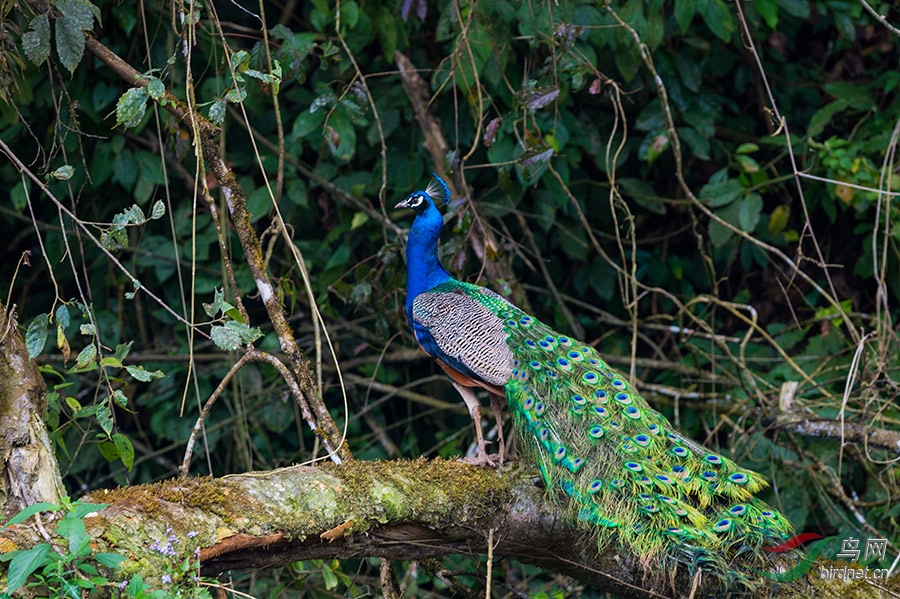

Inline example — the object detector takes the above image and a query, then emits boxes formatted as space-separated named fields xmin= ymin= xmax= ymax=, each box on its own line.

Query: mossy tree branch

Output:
xmin=0 ymin=460 xmax=678 ymax=598
xmin=0 ymin=459 xmax=893 ymax=598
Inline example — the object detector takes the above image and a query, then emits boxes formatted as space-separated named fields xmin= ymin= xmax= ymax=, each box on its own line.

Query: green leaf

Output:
xmin=235 ymin=322 xmax=263 ymax=343
xmin=269 ymin=60 xmax=282 ymax=95
xmin=807 ymin=100 xmax=848 ymax=138
xmin=224 ymin=306 xmax=244 ymax=323
xmin=736 ymin=143 xmax=759 ymax=154
xmin=68 ymin=502 xmax=107 ymax=520
xmin=203 ymin=288 xmax=227 ymax=317
xmin=145 ymin=76 xmax=165 ymax=101
xmin=97 ymin=439 xmax=119 ymax=462
xmin=55 ymin=16 xmax=87 ymax=74
xmin=699 ymin=178 xmax=744 ymax=207
xmin=22 ymin=13 xmax=51 ymax=65
xmin=708 ymin=216 xmax=733 ymax=247
xmin=375 ymin=8 xmax=397 ymax=62
xmin=111 ymin=389 xmax=128 ymax=408
xmin=113 ymin=341 xmax=133 ymax=362
xmin=96 ymin=400 xmax=113 ymax=435
xmin=51 ymin=165 xmax=75 ymax=180
xmin=150 ymin=200 xmax=165 ymax=219
xmin=738 ymin=192 xmax=763 ymax=232
xmin=614 ymin=45 xmax=640 ymax=82
xmin=3 ymin=503 xmax=61 ymax=529
xmin=56 ymin=516 xmax=87 ymax=556
xmin=225 ymin=87 xmax=247 ymax=103
xmin=677 ymin=127 xmax=711 ymax=161
xmin=618 ymin=178 xmax=665 ymax=215
xmin=776 ymin=0 xmax=810 ymax=18
xmin=674 ymin=0 xmax=697 ymax=33
xmin=644 ymin=7 xmax=665 ymax=50
xmin=292 ymin=107 xmax=326 ymax=140
xmin=56 ymin=0 xmax=100 ymax=30
xmin=26 ymin=313 xmax=50 ymax=359
xmin=635 ymin=102 xmax=665 ymax=132
xmin=243 ymin=67 xmax=270 ymax=83
xmin=116 ymin=87 xmax=150 ymax=129
xmin=769 ymin=204 xmax=790 ymax=235
xmin=350 ymin=212 xmax=369 ymax=230
xmin=55 ymin=304 xmax=71 ymax=329
xmin=125 ymin=279 xmax=141 ymax=300
xmin=674 ymin=53 xmax=702 ymax=92
xmin=125 ymin=364 xmax=165 ymax=382
xmin=709 ymin=200 xmax=744 ymax=246
xmin=644 ymin=132 xmax=669 ymax=165
xmin=702 ymin=0 xmax=734 ymax=43
xmin=833 ymin=10 xmax=855 ymax=40
xmin=210 ymin=320 xmax=263 ymax=350
xmin=208 ymin=99 xmax=226 ymax=125
xmin=100 ymin=356 xmax=123 ymax=368
xmin=7 ymin=543 xmax=51 ymax=592
xmin=127 ymin=574 xmax=147 ymax=595
xmin=815 ymin=299 xmax=854 ymax=324
xmin=756 ymin=0 xmax=779 ymax=28
xmin=69 ymin=501 xmax=109 ymax=519
xmin=736 ymin=154 xmax=760 ymax=173
xmin=339 ymin=0 xmax=359 ymax=30
xmin=11 ymin=180 xmax=28 ymax=213
xmin=321 ymin=563 xmax=338 ymax=590
xmin=120 ymin=204 xmax=145 ymax=224
xmin=823 ymin=82 xmax=874 ymax=110
xmin=113 ymin=433 xmax=134 ymax=471
xmin=210 ymin=324 xmax=242 ymax=351
xmin=323 ymin=243 xmax=351 ymax=271
xmin=324 ymin=109 xmax=356 ymax=162
xmin=452 ymin=21 xmax=491 ymax=92
xmin=75 ymin=343 xmax=97 ymax=369
xmin=94 ymin=553 xmax=126 ymax=568
xmin=230 ymin=50 xmax=251 ymax=73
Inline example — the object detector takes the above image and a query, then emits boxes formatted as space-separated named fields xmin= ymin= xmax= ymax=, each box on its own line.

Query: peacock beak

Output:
xmin=394 ymin=196 xmax=413 ymax=210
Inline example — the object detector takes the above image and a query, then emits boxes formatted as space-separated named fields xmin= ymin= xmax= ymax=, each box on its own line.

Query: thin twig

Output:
xmin=857 ymin=0 xmax=900 ymax=36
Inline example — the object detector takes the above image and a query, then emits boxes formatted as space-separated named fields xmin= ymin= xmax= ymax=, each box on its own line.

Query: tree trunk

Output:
xmin=0 ymin=304 xmax=64 ymax=520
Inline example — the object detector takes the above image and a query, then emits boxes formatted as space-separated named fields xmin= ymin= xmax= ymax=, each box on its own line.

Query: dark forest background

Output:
xmin=1 ymin=0 xmax=899 ymax=596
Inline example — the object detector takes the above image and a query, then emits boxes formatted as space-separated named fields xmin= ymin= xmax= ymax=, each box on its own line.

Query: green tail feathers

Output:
xmin=467 ymin=282 xmax=792 ymax=571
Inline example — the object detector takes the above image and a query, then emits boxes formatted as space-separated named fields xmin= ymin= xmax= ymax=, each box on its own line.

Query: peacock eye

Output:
xmin=409 ymin=194 xmax=424 ymax=206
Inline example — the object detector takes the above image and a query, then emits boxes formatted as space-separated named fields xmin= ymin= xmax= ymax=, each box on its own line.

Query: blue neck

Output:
xmin=404 ymin=201 xmax=453 ymax=316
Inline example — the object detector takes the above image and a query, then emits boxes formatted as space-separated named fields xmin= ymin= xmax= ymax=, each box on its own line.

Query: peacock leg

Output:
xmin=489 ymin=393 xmax=506 ymax=464
xmin=449 ymin=380 xmax=497 ymax=467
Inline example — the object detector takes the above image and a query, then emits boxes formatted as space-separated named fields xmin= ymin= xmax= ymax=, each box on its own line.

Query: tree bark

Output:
xmin=0 ymin=304 xmax=64 ymax=521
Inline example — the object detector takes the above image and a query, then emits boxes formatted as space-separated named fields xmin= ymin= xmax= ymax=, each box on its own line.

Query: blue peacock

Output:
xmin=394 ymin=174 xmax=793 ymax=580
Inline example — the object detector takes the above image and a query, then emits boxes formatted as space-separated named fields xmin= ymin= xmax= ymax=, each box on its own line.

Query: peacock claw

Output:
xmin=459 ymin=452 xmax=502 ymax=468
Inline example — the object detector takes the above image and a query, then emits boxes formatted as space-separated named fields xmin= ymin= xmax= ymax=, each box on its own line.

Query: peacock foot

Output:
xmin=459 ymin=451 xmax=503 ymax=467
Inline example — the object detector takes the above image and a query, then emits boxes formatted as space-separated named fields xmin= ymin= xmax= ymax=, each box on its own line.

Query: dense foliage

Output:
xmin=1 ymin=0 xmax=899 ymax=595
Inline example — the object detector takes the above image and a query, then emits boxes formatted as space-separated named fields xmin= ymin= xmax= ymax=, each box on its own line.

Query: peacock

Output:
xmin=394 ymin=174 xmax=793 ymax=583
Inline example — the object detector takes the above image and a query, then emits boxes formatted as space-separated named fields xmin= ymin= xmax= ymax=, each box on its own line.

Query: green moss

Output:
xmin=321 ymin=457 xmax=518 ymax=532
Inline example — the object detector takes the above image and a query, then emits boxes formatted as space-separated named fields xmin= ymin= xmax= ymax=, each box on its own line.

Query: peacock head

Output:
xmin=394 ymin=190 xmax=433 ymax=214
xmin=394 ymin=174 xmax=450 ymax=215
